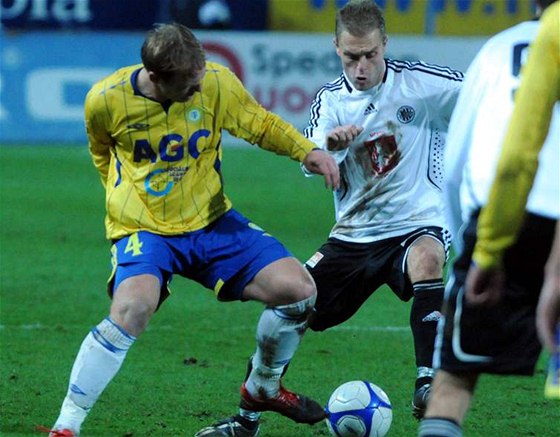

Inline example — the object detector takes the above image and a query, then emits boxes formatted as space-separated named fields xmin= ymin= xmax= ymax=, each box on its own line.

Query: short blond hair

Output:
xmin=141 ymin=23 xmax=206 ymax=79
xmin=335 ymin=0 xmax=386 ymax=41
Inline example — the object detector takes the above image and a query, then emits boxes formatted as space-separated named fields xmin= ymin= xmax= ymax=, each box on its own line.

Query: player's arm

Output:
xmin=325 ymin=125 xmax=363 ymax=151
xmin=221 ymin=69 xmax=310 ymax=160
xmin=84 ymin=88 xmax=114 ymax=188
xmin=221 ymin=68 xmax=339 ymax=189
xmin=304 ymin=88 xmax=357 ymax=165
xmin=438 ymin=75 xmax=463 ymax=125
xmin=420 ymin=61 xmax=463 ymax=126
xmin=302 ymin=149 xmax=340 ymax=189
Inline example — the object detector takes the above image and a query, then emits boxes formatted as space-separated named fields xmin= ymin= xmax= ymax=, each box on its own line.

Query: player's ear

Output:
xmin=147 ymin=70 xmax=160 ymax=84
xmin=333 ymin=37 xmax=342 ymax=57
xmin=333 ymin=36 xmax=338 ymax=48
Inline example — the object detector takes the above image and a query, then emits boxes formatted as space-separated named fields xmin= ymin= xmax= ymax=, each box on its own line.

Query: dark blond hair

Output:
xmin=141 ymin=23 xmax=206 ymax=79
xmin=335 ymin=0 xmax=386 ymax=40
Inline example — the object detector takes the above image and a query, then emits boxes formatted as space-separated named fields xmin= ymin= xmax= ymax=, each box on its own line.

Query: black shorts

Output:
xmin=305 ymin=227 xmax=450 ymax=331
xmin=435 ymin=212 xmax=556 ymax=376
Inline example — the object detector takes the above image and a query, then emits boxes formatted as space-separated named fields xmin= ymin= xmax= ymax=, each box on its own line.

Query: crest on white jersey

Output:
xmin=397 ymin=105 xmax=415 ymax=124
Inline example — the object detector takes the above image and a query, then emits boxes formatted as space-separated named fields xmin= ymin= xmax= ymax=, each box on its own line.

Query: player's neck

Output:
xmin=137 ymin=68 xmax=164 ymax=102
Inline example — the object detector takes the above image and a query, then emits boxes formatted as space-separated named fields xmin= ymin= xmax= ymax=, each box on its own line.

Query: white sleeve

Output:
xmin=303 ymin=90 xmax=349 ymax=165
xmin=418 ymin=62 xmax=463 ymax=129
xmin=444 ymin=52 xmax=485 ymax=250
xmin=439 ymin=83 xmax=463 ymax=126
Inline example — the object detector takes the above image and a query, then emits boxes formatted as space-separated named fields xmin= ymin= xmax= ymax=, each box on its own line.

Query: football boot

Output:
xmin=194 ymin=415 xmax=260 ymax=437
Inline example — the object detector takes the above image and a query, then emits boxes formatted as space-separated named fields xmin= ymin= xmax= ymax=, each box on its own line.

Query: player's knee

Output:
xmin=298 ymin=272 xmax=317 ymax=299
xmin=110 ymin=275 xmax=160 ymax=335
xmin=286 ymin=274 xmax=317 ymax=308
xmin=249 ymin=260 xmax=317 ymax=306
xmin=110 ymin=299 xmax=156 ymax=336
xmin=423 ymin=253 xmax=444 ymax=277
xmin=271 ymin=265 xmax=317 ymax=302
xmin=408 ymin=249 xmax=444 ymax=280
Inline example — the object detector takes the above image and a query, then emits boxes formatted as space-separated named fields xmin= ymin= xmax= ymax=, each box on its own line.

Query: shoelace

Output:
xmin=276 ymin=387 xmax=300 ymax=407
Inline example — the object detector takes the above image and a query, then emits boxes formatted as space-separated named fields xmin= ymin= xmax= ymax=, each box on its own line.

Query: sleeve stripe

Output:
xmin=305 ymin=74 xmax=345 ymax=137
xmin=388 ymin=59 xmax=464 ymax=81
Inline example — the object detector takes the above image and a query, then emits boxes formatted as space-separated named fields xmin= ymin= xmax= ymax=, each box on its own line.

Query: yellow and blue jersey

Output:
xmin=85 ymin=61 xmax=315 ymax=240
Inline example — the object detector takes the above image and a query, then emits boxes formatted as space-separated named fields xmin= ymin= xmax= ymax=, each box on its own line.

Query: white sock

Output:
xmin=52 ymin=317 xmax=135 ymax=433
xmin=246 ymin=295 xmax=315 ymax=399
xmin=418 ymin=418 xmax=462 ymax=437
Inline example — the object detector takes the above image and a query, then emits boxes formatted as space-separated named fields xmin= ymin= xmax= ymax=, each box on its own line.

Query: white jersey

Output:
xmin=305 ymin=59 xmax=463 ymax=243
xmin=444 ymin=20 xmax=560 ymax=248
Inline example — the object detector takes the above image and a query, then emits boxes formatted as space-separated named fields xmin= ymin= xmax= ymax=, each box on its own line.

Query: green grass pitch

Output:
xmin=1 ymin=145 xmax=558 ymax=436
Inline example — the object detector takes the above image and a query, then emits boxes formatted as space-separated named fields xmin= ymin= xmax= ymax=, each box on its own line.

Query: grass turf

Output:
xmin=0 ymin=145 xmax=558 ymax=436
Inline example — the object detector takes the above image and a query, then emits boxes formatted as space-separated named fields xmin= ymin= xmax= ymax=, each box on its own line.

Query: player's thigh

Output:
xmin=242 ymin=257 xmax=315 ymax=306
xmin=199 ymin=209 xmax=294 ymax=302
xmin=384 ymin=227 xmax=449 ymax=300
xmin=108 ymin=232 xmax=174 ymax=333
xmin=304 ymin=239 xmax=382 ymax=330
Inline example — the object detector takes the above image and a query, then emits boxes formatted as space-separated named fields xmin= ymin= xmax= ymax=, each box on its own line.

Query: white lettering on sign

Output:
xmin=0 ymin=0 xmax=92 ymax=23
xmin=252 ymin=44 xmax=340 ymax=78
xmin=26 ymin=68 xmax=110 ymax=120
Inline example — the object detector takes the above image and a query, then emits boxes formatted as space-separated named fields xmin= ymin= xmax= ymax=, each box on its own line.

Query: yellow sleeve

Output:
xmin=220 ymin=68 xmax=315 ymax=162
xmin=84 ymin=84 xmax=114 ymax=188
xmin=473 ymin=3 xmax=560 ymax=269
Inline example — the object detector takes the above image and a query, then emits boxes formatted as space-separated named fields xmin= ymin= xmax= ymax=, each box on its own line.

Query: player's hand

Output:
xmin=326 ymin=125 xmax=364 ymax=151
xmin=303 ymin=149 xmax=340 ymax=190
xmin=464 ymin=264 xmax=505 ymax=307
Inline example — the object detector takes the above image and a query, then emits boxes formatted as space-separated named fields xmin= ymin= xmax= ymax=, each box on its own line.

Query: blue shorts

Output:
xmin=107 ymin=209 xmax=292 ymax=304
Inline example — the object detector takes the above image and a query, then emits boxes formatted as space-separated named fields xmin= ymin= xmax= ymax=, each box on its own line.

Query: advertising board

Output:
xmin=0 ymin=30 xmax=486 ymax=143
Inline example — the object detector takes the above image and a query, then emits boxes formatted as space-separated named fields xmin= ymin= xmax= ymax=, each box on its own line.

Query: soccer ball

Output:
xmin=326 ymin=380 xmax=392 ymax=437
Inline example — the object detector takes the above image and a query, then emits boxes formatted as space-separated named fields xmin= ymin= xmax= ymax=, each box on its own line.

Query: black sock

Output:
xmin=234 ymin=414 xmax=259 ymax=429
xmin=410 ymin=279 xmax=444 ymax=368
xmin=415 ymin=376 xmax=433 ymax=390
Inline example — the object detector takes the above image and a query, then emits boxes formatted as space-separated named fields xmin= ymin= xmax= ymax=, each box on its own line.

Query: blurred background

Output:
xmin=0 ymin=0 xmax=541 ymax=144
